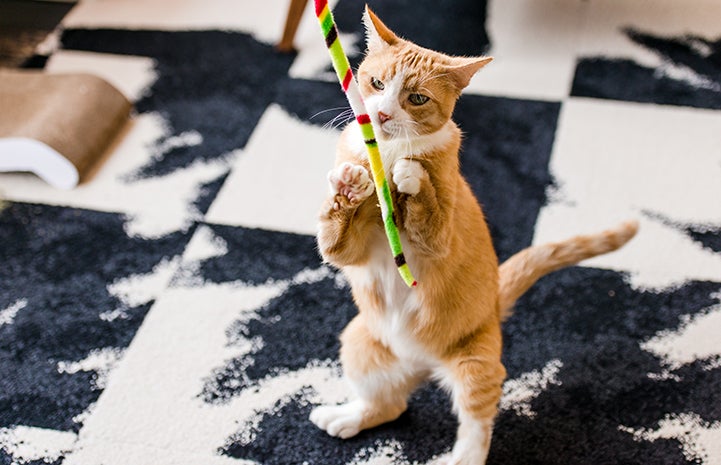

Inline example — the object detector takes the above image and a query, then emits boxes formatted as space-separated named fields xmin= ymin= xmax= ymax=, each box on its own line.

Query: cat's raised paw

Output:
xmin=309 ymin=401 xmax=365 ymax=439
xmin=392 ymin=158 xmax=425 ymax=195
xmin=328 ymin=162 xmax=374 ymax=204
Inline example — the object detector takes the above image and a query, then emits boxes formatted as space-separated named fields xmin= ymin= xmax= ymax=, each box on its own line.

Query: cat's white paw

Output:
xmin=429 ymin=454 xmax=474 ymax=465
xmin=328 ymin=162 xmax=374 ymax=204
xmin=392 ymin=158 xmax=424 ymax=195
xmin=309 ymin=400 xmax=365 ymax=439
xmin=429 ymin=454 xmax=453 ymax=465
xmin=431 ymin=422 xmax=492 ymax=465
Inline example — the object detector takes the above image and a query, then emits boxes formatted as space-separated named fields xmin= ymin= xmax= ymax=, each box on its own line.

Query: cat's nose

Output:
xmin=378 ymin=111 xmax=392 ymax=124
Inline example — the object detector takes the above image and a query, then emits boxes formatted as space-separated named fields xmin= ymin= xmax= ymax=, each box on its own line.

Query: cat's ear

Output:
xmin=446 ymin=56 xmax=493 ymax=90
xmin=363 ymin=5 xmax=399 ymax=52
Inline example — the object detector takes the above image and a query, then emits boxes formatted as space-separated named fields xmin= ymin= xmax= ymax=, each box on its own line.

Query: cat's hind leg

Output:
xmin=433 ymin=333 xmax=506 ymax=465
xmin=310 ymin=315 xmax=425 ymax=438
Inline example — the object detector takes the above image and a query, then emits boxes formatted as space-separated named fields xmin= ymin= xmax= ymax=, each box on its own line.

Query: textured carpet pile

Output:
xmin=1 ymin=1 xmax=720 ymax=464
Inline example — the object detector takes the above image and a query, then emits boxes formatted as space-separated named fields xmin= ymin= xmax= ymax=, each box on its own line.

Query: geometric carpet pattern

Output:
xmin=1 ymin=1 xmax=720 ymax=464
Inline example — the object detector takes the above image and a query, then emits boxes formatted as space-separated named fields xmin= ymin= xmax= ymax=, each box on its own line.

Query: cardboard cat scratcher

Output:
xmin=0 ymin=70 xmax=131 ymax=189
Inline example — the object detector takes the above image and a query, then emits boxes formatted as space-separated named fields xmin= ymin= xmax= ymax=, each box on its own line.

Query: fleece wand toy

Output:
xmin=313 ymin=0 xmax=417 ymax=287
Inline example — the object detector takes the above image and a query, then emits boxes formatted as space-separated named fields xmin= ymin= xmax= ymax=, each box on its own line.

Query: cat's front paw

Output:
xmin=429 ymin=454 xmax=475 ymax=465
xmin=328 ymin=162 xmax=375 ymax=205
xmin=309 ymin=401 xmax=365 ymax=439
xmin=392 ymin=158 xmax=425 ymax=195
xmin=429 ymin=455 xmax=452 ymax=465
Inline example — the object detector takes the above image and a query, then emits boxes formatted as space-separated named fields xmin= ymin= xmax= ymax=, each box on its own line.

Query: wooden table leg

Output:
xmin=277 ymin=0 xmax=308 ymax=53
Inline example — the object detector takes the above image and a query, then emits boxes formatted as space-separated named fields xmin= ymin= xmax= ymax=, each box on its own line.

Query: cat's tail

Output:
xmin=498 ymin=220 xmax=639 ymax=318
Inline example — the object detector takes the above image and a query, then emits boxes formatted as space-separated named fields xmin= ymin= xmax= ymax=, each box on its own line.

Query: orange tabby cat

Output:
xmin=311 ymin=7 xmax=638 ymax=464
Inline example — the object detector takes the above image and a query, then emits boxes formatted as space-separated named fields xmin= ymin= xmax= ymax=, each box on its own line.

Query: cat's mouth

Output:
xmin=366 ymin=106 xmax=414 ymax=140
xmin=377 ymin=120 xmax=407 ymax=140
xmin=377 ymin=123 xmax=396 ymax=139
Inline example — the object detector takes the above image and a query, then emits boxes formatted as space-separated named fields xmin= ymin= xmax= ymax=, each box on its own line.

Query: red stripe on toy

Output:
xmin=342 ymin=69 xmax=353 ymax=91
xmin=357 ymin=114 xmax=371 ymax=125
xmin=314 ymin=0 xmax=327 ymax=16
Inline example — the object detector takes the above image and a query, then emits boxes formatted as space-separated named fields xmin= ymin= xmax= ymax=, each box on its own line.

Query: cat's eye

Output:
xmin=408 ymin=93 xmax=430 ymax=106
xmin=370 ymin=77 xmax=385 ymax=91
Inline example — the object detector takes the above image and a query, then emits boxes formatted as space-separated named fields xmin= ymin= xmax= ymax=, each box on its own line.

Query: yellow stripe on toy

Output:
xmin=314 ymin=0 xmax=417 ymax=287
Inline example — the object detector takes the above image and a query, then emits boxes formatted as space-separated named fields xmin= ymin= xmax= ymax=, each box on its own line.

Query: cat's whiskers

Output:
xmin=400 ymin=120 xmax=421 ymax=160
xmin=400 ymin=125 xmax=412 ymax=157
xmin=322 ymin=108 xmax=355 ymax=131
xmin=311 ymin=106 xmax=350 ymax=121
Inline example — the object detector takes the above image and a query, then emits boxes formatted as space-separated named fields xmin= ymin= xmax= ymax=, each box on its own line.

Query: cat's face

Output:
xmin=357 ymin=8 xmax=492 ymax=141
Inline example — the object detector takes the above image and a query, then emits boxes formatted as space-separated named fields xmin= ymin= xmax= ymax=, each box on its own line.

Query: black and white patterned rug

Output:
xmin=2 ymin=1 xmax=720 ymax=464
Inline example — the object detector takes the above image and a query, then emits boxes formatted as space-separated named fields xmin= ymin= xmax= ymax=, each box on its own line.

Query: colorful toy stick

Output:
xmin=314 ymin=0 xmax=417 ymax=288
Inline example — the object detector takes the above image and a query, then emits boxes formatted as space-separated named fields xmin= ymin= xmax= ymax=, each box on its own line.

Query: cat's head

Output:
xmin=357 ymin=7 xmax=492 ymax=141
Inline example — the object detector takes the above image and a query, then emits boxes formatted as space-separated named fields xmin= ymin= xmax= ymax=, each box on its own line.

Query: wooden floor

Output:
xmin=0 ymin=0 xmax=76 ymax=68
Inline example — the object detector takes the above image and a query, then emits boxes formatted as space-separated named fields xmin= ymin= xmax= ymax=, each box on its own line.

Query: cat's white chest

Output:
xmin=344 ymin=241 xmax=433 ymax=366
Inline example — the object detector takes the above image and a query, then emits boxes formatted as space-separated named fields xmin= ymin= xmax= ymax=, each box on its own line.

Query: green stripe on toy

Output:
xmin=314 ymin=0 xmax=417 ymax=288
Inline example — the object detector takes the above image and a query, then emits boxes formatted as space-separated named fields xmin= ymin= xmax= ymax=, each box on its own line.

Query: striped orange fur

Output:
xmin=312 ymin=8 xmax=638 ymax=464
